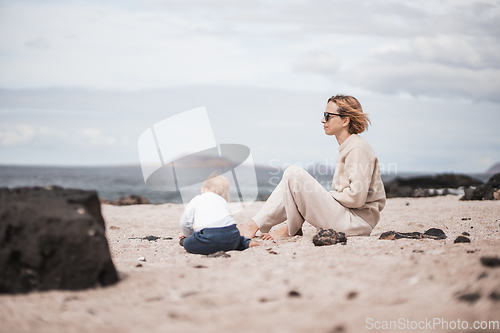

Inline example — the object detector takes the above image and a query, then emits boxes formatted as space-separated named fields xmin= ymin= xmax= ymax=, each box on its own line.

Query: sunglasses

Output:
xmin=323 ymin=112 xmax=342 ymax=121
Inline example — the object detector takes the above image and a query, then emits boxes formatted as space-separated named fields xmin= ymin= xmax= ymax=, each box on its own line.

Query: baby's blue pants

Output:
xmin=183 ymin=224 xmax=250 ymax=255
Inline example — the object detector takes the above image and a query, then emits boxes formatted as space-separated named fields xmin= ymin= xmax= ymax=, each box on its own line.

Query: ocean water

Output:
xmin=0 ymin=165 xmax=491 ymax=204
xmin=0 ymin=165 xmax=279 ymax=204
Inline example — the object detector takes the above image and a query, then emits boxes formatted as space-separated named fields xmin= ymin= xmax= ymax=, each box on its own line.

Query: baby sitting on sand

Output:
xmin=179 ymin=175 xmax=259 ymax=255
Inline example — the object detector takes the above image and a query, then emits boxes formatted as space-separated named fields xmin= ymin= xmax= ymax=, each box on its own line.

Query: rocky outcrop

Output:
xmin=384 ymin=174 xmax=483 ymax=198
xmin=460 ymin=173 xmax=500 ymax=201
xmin=100 ymin=194 xmax=150 ymax=206
xmin=0 ymin=186 xmax=119 ymax=294
xmin=486 ymin=162 xmax=500 ymax=174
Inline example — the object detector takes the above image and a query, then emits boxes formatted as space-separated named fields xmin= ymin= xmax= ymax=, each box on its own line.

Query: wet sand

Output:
xmin=1 ymin=195 xmax=499 ymax=333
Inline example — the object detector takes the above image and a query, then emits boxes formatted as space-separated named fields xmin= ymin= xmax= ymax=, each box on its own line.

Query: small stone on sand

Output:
xmin=346 ymin=291 xmax=358 ymax=300
xmin=480 ymin=256 xmax=500 ymax=268
xmin=489 ymin=292 xmax=500 ymax=302
xmin=379 ymin=228 xmax=446 ymax=240
xmin=313 ymin=229 xmax=347 ymax=246
xmin=206 ymin=251 xmax=231 ymax=258
xmin=266 ymin=248 xmax=278 ymax=255
xmin=454 ymin=236 xmax=471 ymax=243
xmin=456 ymin=292 xmax=481 ymax=303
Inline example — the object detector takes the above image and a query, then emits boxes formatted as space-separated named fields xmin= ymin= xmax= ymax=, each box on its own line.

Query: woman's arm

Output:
xmin=331 ymin=147 xmax=375 ymax=208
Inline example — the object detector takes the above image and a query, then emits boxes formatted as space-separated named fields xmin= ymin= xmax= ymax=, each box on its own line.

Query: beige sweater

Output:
xmin=330 ymin=134 xmax=386 ymax=228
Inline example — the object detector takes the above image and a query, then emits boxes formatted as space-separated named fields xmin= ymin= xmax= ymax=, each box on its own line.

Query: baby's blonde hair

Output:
xmin=202 ymin=175 xmax=230 ymax=202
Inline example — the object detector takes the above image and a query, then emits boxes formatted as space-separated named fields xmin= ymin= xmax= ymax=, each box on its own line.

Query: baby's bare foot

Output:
xmin=249 ymin=240 xmax=260 ymax=248
xmin=237 ymin=220 xmax=259 ymax=238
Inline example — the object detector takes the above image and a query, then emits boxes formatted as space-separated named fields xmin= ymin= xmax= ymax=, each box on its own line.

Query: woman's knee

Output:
xmin=283 ymin=165 xmax=306 ymax=179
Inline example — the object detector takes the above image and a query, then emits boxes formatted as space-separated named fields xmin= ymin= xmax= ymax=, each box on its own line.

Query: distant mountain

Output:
xmin=486 ymin=162 xmax=500 ymax=174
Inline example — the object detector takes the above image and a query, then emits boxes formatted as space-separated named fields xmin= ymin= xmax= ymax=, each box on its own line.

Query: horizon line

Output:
xmin=0 ymin=163 xmax=495 ymax=175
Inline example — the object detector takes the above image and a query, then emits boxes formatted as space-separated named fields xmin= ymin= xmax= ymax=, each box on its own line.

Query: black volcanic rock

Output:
xmin=384 ymin=174 xmax=483 ymax=198
xmin=460 ymin=173 xmax=500 ymax=201
xmin=100 ymin=194 xmax=150 ymax=206
xmin=0 ymin=186 xmax=118 ymax=294
xmin=379 ymin=228 xmax=446 ymax=240
xmin=480 ymin=256 xmax=500 ymax=268
xmin=312 ymin=229 xmax=347 ymax=246
xmin=454 ymin=236 xmax=471 ymax=243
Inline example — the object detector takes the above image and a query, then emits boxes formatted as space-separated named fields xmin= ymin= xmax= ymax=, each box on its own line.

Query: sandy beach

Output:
xmin=1 ymin=195 xmax=499 ymax=333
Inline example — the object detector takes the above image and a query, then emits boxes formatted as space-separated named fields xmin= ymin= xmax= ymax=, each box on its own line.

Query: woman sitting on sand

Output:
xmin=238 ymin=94 xmax=386 ymax=240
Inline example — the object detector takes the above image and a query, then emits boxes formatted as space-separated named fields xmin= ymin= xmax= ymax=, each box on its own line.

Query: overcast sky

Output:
xmin=0 ymin=0 xmax=499 ymax=173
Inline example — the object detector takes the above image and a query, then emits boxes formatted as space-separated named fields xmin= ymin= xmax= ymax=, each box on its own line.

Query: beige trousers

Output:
xmin=252 ymin=166 xmax=372 ymax=236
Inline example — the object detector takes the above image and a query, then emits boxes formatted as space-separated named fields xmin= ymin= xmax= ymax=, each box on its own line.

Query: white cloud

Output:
xmin=0 ymin=125 xmax=36 ymax=146
xmin=0 ymin=123 xmax=121 ymax=148
xmin=0 ymin=0 xmax=498 ymax=100
xmin=79 ymin=128 xmax=117 ymax=146
xmin=25 ymin=36 xmax=51 ymax=48
xmin=0 ymin=0 xmax=497 ymax=100
xmin=293 ymin=51 xmax=340 ymax=75
xmin=411 ymin=35 xmax=500 ymax=70
xmin=338 ymin=34 xmax=500 ymax=101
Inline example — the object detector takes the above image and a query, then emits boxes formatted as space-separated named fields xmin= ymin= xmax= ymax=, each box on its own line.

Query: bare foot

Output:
xmin=249 ymin=240 xmax=260 ymax=248
xmin=262 ymin=225 xmax=290 ymax=240
xmin=237 ymin=220 xmax=259 ymax=239
xmin=262 ymin=226 xmax=303 ymax=240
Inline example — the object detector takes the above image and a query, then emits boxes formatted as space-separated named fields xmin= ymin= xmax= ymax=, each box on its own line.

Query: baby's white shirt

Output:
xmin=179 ymin=192 xmax=236 ymax=237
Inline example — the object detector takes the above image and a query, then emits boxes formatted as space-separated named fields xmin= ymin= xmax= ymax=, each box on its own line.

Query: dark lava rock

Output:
xmin=206 ymin=251 xmax=231 ymax=258
xmin=454 ymin=236 xmax=471 ymax=243
xmin=460 ymin=173 xmax=500 ymax=201
xmin=384 ymin=174 xmax=483 ymax=198
xmin=129 ymin=235 xmax=171 ymax=241
xmin=346 ymin=291 xmax=358 ymax=300
xmin=312 ymin=229 xmax=347 ymax=246
xmin=0 ymin=186 xmax=118 ymax=294
xmin=143 ymin=235 xmax=160 ymax=241
xmin=456 ymin=292 xmax=481 ymax=304
xmin=489 ymin=291 xmax=500 ymax=302
xmin=462 ymin=232 xmax=470 ymax=236
xmin=423 ymin=228 xmax=447 ymax=239
xmin=379 ymin=228 xmax=446 ymax=240
xmin=480 ymin=256 xmax=500 ymax=268
xmin=288 ymin=290 xmax=301 ymax=297
xmin=330 ymin=325 xmax=345 ymax=333
xmin=266 ymin=248 xmax=278 ymax=255
xmin=100 ymin=194 xmax=150 ymax=206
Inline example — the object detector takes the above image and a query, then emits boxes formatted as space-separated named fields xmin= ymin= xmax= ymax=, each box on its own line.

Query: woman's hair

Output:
xmin=327 ymin=94 xmax=371 ymax=134
xmin=202 ymin=175 xmax=230 ymax=202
